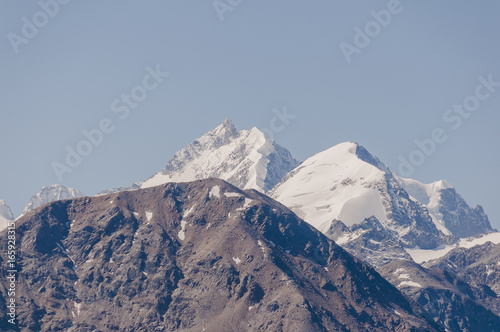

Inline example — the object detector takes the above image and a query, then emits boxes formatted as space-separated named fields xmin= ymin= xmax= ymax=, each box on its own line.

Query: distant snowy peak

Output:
xmin=271 ymin=141 xmax=445 ymax=251
xmin=0 ymin=200 xmax=14 ymax=232
xmin=398 ymin=177 xmax=494 ymax=238
xmin=270 ymin=139 xmax=491 ymax=258
xmin=271 ymin=142 xmax=387 ymax=230
xmin=23 ymin=184 xmax=84 ymax=214
xmin=141 ymin=119 xmax=300 ymax=193
xmin=0 ymin=200 xmax=14 ymax=231
xmin=0 ymin=200 xmax=14 ymax=221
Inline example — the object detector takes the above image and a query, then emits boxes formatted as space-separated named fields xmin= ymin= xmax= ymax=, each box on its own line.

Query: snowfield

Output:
xmin=406 ymin=232 xmax=500 ymax=263
xmin=271 ymin=142 xmax=388 ymax=232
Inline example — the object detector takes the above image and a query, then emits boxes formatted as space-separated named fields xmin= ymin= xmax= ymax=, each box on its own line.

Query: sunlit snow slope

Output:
xmin=271 ymin=142 xmax=388 ymax=232
xmin=270 ymin=142 xmax=446 ymax=259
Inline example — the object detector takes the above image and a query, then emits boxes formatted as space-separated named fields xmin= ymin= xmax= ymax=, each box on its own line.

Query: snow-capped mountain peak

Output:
xmin=270 ymin=142 xmax=392 ymax=231
xmin=140 ymin=119 xmax=300 ymax=193
xmin=195 ymin=118 xmax=239 ymax=149
xmin=23 ymin=184 xmax=84 ymax=214
xmin=271 ymin=140 xmax=495 ymax=266
xmin=0 ymin=199 xmax=14 ymax=231
xmin=0 ymin=199 xmax=14 ymax=222
xmin=271 ymin=141 xmax=448 ymax=266
xmin=398 ymin=177 xmax=493 ymax=238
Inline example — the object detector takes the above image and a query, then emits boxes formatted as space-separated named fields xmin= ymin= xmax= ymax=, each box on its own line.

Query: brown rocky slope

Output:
xmin=0 ymin=179 xmax=439 ymax=331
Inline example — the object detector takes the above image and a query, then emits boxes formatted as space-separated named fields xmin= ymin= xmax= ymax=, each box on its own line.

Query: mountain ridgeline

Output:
xmin=7 ymin=119 xmax=498 ymax=331
xmin=0 ymin=179 xmax=437 ymax=331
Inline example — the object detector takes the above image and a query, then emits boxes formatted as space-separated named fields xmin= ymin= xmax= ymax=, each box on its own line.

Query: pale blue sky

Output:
xmin=1 ymin=1 xmax=500 ymax=228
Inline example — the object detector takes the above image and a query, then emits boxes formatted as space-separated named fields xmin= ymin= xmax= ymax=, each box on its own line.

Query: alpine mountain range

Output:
xmin=2 ymin=118 xmax=499 ymax=331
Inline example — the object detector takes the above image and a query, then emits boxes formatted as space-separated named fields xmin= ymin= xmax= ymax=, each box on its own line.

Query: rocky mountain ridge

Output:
xmin=379 ymin=259 xmax=500 ymax=331
xmin=0 ymin=179 xmax=437 ymax=331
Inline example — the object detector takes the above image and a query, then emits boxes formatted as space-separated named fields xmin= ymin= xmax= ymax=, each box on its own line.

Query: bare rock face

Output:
xmin=378 ymin=260 xmax=500 ymax=332
xmin=426 ymin=241 xmax=500 ymax=315
xmin=437 ymin=189 xmax=494 ymax=238
xmin=326 ymin=217 xmax=414 ymax=267
xmin=0 ymin=179 xmax=436 ymax=331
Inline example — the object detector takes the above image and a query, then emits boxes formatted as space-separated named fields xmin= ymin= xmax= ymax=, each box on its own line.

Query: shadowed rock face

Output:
xmin=426 ymin=241 xmax=500 ymax=315
xmin=0 ymin=179 xmax=436 ymax=331
xmin=326 ymin=217 xmax=414 ymax=267
xmin=378 ymin=260 xmax=500 ymax=332
xmin=438 ymin=188 xmax=494 ymax=238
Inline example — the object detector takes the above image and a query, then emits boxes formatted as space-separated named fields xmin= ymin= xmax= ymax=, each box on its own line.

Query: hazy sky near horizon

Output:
xmin=1 ymin=1 xmax=500 ymax=228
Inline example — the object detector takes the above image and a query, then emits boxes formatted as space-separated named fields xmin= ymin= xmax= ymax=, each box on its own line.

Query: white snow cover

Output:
xmin=183 ymin=204 xmax=196 ymax=218
xmin=397 ymin=177 xmax=453 ymax=235
xmin=257 ymin=240 xmax=265 ymax=253
xmin=334 ymin=230 xmax=365 ymax=245
xmin=72 ymin=301 xmax=82 ymax=316
xmin=0 ymin=200 xmax=14 ymax=232
xmin=243 ymin=198 xmax=253 ymax=208
xmin=237 ymin=198 xmax=254 ymax=211
xmin=406 ymin=232 xmax=500 ymax=263
xmin=209 ymin=186 xmax=221 ymax=199
xmin=398 ymin=281 xmax=422 ymax=288
xmin=140 ymin=119 xmax=299 ymax=193
xmin=224 ymin=192 xmax=242 ymax=198
xmin=271 ymin=142 xmax=388 ymax=232
xmin=393 ymin=268 xmax=421 ymax=287
xmin=178 ymin=220 xmax=187 ymax=241
xmin=398 ymin=178 xmax=452 ymax=207
xmin=23 ymin=184 xmax=83 ymax=214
